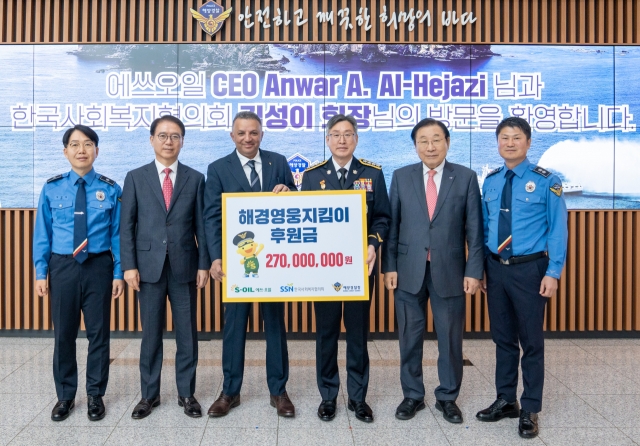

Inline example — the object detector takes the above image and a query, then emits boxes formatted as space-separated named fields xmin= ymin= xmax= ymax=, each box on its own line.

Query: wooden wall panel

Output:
xmin=1 ymin=209 xmax=639 ymax=334
xmin=0 ymin=0 xmax=637 ymax=44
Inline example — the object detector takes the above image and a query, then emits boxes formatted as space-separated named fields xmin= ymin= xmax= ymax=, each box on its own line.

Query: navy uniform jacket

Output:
xmin=33 ymin=168 xmax=122 ymax=280
xmin=301 ymin=157 xmax=391 ymax=251
xmin=204 ymin=148 xmax=297 ymax=262
xmin=482 ymin=158 xmax=568 ymax=279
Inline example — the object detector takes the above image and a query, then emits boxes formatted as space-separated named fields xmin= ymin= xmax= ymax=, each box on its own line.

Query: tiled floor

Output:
xmin=0 ymin=336 xmax=639 ymax=445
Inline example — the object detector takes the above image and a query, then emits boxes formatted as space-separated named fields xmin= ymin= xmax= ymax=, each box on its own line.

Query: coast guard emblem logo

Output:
xmin=190 ymin=1 xmax=232 ymax=36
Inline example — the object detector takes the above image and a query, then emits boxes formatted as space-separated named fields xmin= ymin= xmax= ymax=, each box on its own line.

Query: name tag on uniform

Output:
xmin=353 ymin=178 xmax=373 ymax=192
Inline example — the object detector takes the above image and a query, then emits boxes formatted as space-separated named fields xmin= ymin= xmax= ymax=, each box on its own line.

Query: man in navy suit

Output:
xmin=120 ymin=115 xmax=210 ymax=419
xmin=204 ymin=111 xmax=297 ymax=418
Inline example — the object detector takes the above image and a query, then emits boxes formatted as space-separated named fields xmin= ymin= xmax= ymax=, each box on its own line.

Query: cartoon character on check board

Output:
xmin=233 ymin=231 xmax=264 ymax=278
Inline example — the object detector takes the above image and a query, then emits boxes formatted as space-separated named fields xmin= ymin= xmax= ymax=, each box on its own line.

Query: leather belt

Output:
xmin=53 ymin=251 xmax=110 ymax=259
xmin=490 ymin=251 xmax=547 ymax=265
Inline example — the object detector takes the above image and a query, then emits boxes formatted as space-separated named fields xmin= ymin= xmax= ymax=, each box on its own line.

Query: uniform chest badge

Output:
xmin=352 ymin=169 xmax=357 ymax=174
xmin=525 ymin=181 xmax=536 ymax=193
xmin=320 ymin=179 xmax=326 ymax=190
xmin=96 ymin=190 xmax=106 ymax=201
xmin=326 ymin=170 xmax=331 ymax=175
xmin=353 ymin=178 xmax=373 ymax=192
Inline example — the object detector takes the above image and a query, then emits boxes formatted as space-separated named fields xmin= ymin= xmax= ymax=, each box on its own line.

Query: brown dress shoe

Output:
xmin=207 ymin=392 xmax=240 ymax=417
xmin=270 ymin=392 xmax=295 ymax=417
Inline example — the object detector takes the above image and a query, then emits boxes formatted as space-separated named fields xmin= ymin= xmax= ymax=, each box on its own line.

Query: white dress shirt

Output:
xmin=332 ymin=157 xmax=354 ymax=181
xmin=155 ymin=159 xmax=178 ymax=188
xmin=236 ymin=150 xmax=263 ymax=190
xmin=423 ymin=159 xmax=446 ymax=193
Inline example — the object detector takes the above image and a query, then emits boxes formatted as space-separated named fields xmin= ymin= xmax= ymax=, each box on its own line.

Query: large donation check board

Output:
xmin=222 ymin=191 xmax=368 ymax=302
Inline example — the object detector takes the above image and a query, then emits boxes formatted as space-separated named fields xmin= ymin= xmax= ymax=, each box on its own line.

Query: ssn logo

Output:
xmin=280 ymin=283 xmax=294 ymax=292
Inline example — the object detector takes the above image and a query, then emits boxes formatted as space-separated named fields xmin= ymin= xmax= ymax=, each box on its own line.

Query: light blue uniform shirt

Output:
xmin=482 ymin=158 xmax=568 ymax=279
xmin=33 ymin=168 xmax=123 ymax=280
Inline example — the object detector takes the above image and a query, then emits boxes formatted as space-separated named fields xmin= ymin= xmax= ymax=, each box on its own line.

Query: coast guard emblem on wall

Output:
xmin=190 ymin=1 xmax=233 ymax=36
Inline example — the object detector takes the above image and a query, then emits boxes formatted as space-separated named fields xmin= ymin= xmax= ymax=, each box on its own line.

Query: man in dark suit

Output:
xmin=383 ymin=118 xmax=483 ymax=423
xmin=120 ymin=115 xmax=210 ymax=419
xmin=204 ymin=111 xmax=296 ymax=418
xmin=301 ymin=114 xmax=391 ymax=423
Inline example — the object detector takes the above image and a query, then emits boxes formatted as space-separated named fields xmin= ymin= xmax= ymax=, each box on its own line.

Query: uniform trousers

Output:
xmin=314 ymin=271 xmax=375 ymax=402
xmin=138 ymin=256 xmax=198 ymax=399
xmin=394 ymin=262 xmax=465 ymax=401
xmin=486 ymin=255 xmax=549 ymax=413
xmin=50 ymin=252 xmax=113 ymax=401
xmin=222 ymin=302 xmax=289 ymax=396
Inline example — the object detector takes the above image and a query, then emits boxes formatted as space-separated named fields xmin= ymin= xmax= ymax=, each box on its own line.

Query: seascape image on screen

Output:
xmin=0 ymin=43 xmax=638 ymax=209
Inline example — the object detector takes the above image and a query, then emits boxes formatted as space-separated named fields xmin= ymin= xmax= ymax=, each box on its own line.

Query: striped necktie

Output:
xmin=247 ymin=160 xmax=261 ymax=192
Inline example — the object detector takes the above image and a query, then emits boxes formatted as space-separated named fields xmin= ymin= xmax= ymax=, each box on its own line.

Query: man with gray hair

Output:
xmin=301 ymin=114 xmax=391 ymax=423
xmin=204 ymin=111 xmax=297 ymax=417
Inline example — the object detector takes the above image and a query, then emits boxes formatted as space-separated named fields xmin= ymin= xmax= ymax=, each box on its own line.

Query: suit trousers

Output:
xmin=222 ymin=302 xmax=289 ymax=397
xmin=315 ymin=272 xmax=375 ymax=402
xmin=49 ymin=252 xmax=113 ymax=400
xmin=395 ymin=262 xmax=465 ymax=401
xmin=486 ymin=255 xmax=549 ymax=413
xmin=138 ymin=256 xmax=198 ymax=399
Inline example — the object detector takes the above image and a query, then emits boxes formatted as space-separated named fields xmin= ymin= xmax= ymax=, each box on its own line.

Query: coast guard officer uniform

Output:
xmin=478 ymin=157 xmax=567 ymax=433
xmin=301 ymin=156 xmax=391 ymax=421
xmin=34 ymin=167 xmax=122 ymax=420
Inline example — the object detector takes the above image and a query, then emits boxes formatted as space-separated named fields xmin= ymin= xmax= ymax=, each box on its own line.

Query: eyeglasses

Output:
xmin=328 ymin=133 xmax=356 ymax=140
xmin=416 ymin=139 xmax=444 ymax=147
xmin=68 ymin=142 xmax=95 ymax=150
xmin=155 ymin=133 xmax=182 ymax=142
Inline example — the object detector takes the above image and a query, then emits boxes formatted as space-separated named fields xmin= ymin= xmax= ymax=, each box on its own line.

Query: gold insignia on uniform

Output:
xmin=359 ymin=158 xmax=382 ymax=170
xmin=320 ymin=179 xmax=326 ymax=190
xmin=238 ymin=232 xmax=247 ymax=239
xmin=550 ymin=183 xmax=563 ymax=197
xmin=96 ymin=190 xmax=105 ymax=201
xmin=304 ymin=160 xmax=328 ymax=172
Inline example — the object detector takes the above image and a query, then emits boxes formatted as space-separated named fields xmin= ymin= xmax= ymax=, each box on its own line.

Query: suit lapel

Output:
xmin=143 ymin=161 xmax=168 ymax=213
xmin=343 ymin=157 xmax=361 ymax=190
xmin=412 ymin=162 xmax=430 ymax=221
xmin=168 ymin=162 xmax=189 ymax=213
xmin=260 ymin=149 xmax=272 ymax=192
xmin=431 ymin=161 xmax=455 ymax=222
xmin=226 ymin=150 xmax=252 ymax=192
xmin=322 ymin=157 xmax=342 ymax=190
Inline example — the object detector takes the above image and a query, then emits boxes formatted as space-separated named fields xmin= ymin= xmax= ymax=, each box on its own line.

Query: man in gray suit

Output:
xmin=120 ymin=115 xmax=210 ymax=419
xmin=383 ymin=118 xmax=483 ymax=423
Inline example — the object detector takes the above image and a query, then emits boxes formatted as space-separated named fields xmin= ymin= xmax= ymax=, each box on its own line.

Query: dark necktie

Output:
xmin=73 ymin=178 xmax=88 ymax=263
xmin=247 ymin=160 xmax=261 ymax=192
xmin=498 ymin=170 xmax=515 ymax=260
xmin=339 ymin=168 xmax=347 ymax=189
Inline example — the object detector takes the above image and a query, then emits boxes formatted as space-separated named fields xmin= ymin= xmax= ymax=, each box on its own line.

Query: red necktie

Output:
xmin=162 ymin=168 xmax=173 ymax=210
xmin=426 ymin=169 xmax=437 ymax=260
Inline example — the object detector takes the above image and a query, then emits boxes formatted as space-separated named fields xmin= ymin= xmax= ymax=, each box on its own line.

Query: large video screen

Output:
xmin=0 ymin=44 xmax=637 ymax=209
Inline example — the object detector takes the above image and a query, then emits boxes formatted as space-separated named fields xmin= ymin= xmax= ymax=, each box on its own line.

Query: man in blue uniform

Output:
xmin=476 ymin=117 xmax=568 ymax=439
xmin=301 ymin=114 xmax=391 ymax=423
xmin=33 ymin=124 xmax=124 ymax=422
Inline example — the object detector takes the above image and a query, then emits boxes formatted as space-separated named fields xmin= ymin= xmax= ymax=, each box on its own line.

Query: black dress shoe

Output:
xmin=348 ymin=399 xmax=374 ymax=423
xmin=395 ymin=397 xmax=426 ymax=420
xmin=436 ymin=400 xmax=463 ymax=424
xmin=519 ymin=410 xmax=539 ymax=439
xmin=476 ymin=398 xmax=520 ymax=422
xmin=87 ymin=395 xmax=105 ymax=421
xmin=178 ymin=396 xmax=202 ymax=418
xmin=317 ymin=398 xmax=337 ymax=421
xmin=131 ymin=395 xmax=161 ymax=419
xmin=51 ymin=399 xmax=75 ymax=421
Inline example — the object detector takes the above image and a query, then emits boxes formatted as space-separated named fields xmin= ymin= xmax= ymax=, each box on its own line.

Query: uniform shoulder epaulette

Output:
xmin=485 ymin=166 xmax=503 ymax=178
xmin=304 ymin=160 xmax=328 ymax=172
xmin=532 ymin=165 xmax=551 ymax=178
xmin=359 ymin=158 xmax=382 ymax=170
xmin=46 ymin=174 xmax=65 ymax=183
xmin=98 ymin=175 xmax=116 ymax=186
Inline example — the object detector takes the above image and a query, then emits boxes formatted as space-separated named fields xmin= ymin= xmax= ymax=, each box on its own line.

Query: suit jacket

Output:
xmin=382 ymin=160 xmax=483 ymax=297
xmin=300 ymin=157 xmax=391 ymax=250
xmin=204 ymin=149 xmax=296 ymax=262
xmin=120 ymin=161 xmax=210 ymax=284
